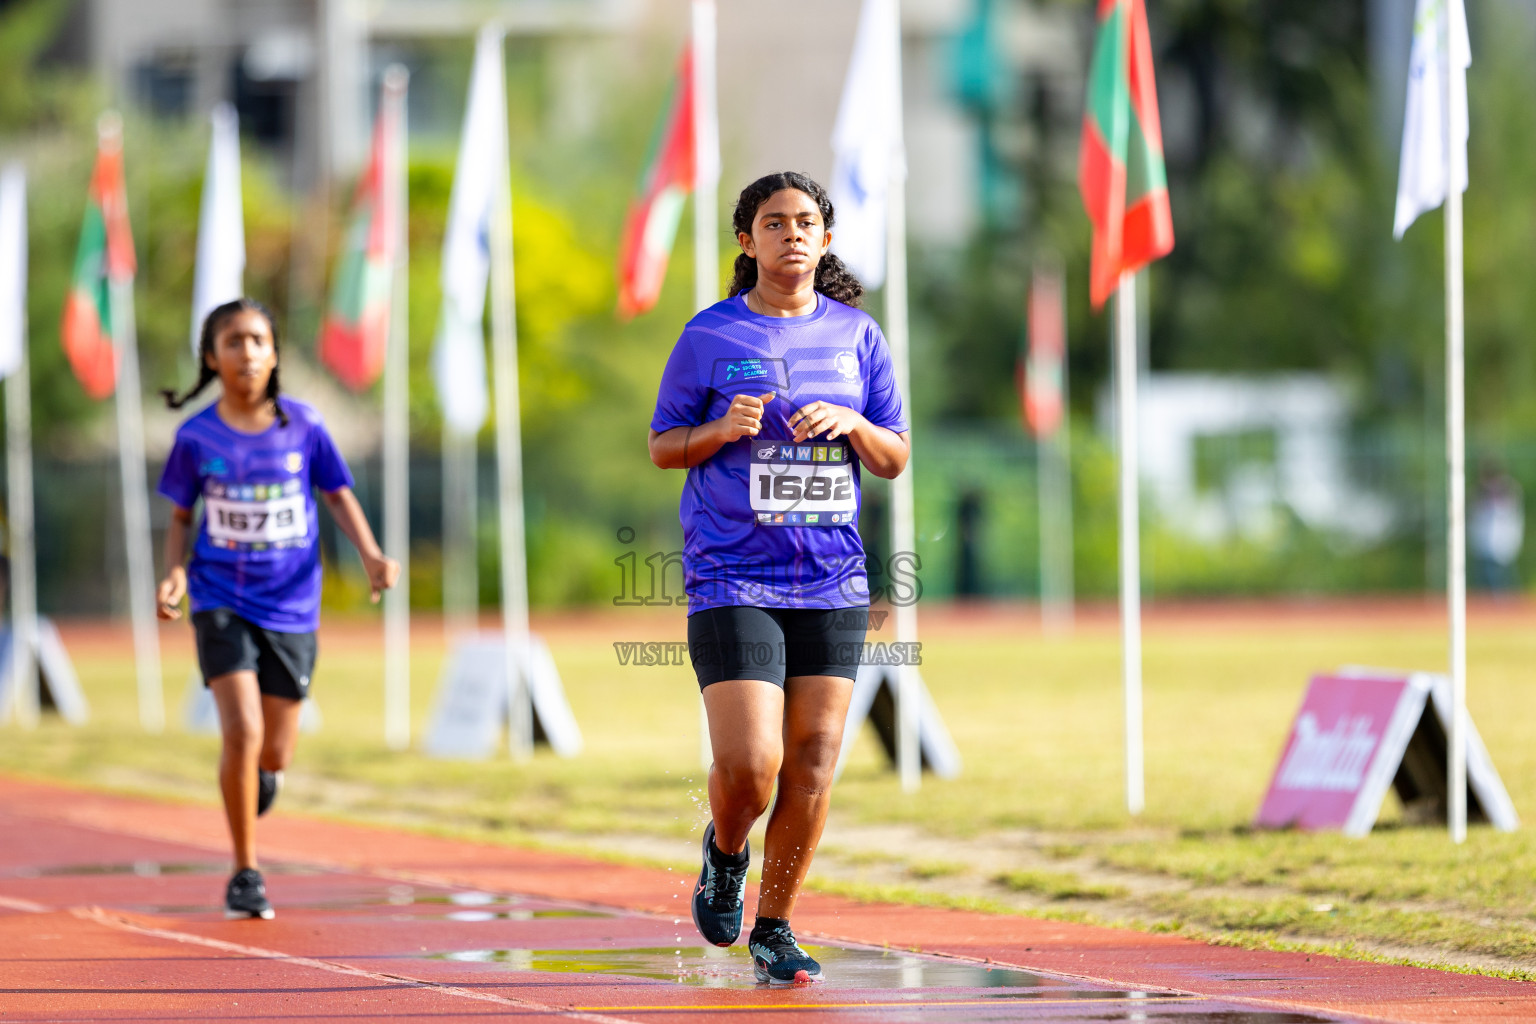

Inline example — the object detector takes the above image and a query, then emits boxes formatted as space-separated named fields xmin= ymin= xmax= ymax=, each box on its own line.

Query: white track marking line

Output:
xmin=0 ymin=895 xmax=50 ymax=913
xmin=73 ymin=906 xmax=638 ymax=1024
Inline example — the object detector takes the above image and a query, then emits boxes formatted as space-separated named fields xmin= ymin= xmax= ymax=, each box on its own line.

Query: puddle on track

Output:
xmin=424 ymin=945 xmax=1350 ymax=1021
xmin=8 ymin=861 xmax=231 ymax=878
xmin=5 ymin=860 xmax=328 ymax=879
xmin=116 ymin=884 xmax=616 ymax=918
xmin=12 ymin=863 xmax=1349 ymax=1021
xmin=434 ymin=943 xmax=1087 ymax=991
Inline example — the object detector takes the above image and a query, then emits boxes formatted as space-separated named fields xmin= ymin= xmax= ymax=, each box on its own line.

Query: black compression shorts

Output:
xmin=686 ymin=604 xmax=870 ymax=690
xmin=193 ymin=608 xmax=316 ymax=701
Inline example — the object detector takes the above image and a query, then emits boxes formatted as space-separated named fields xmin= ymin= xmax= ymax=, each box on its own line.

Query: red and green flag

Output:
xmin=61 ymin=128 xmax=136 ymax=400
xmin=1018 ymin=266 xmax=1066 ymax=439
xmin=616 ymin=45 xmax=696 ymax=319
xmin=1078 ymin=0 xmax=1174 ymax=311
xmin=319 ymin=78 xmax=404 ymax=391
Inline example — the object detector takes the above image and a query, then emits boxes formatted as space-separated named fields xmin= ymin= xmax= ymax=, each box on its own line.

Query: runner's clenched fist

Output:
xmin=788 ymin=400 xmax=864 ymax=443
xmin=717 ymin=392 xmax=776 ymax=440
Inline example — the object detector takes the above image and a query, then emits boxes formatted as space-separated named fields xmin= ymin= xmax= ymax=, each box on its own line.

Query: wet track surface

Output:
xmin=3 ymin=781 xmax=1531 ymax=1022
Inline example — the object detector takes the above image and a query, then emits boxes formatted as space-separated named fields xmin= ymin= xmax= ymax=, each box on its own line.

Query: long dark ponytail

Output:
xmin=162 ymin=297 xmax=288 ymax=426
xmin=726 ymin=171 xmax=864 ymax=309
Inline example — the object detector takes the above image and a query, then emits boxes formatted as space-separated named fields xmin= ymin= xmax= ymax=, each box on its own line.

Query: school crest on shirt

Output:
xmin=285 ymin=451 xmax=304 ymax=474
xmin=834 ymin=351 xmax=859 ymax=381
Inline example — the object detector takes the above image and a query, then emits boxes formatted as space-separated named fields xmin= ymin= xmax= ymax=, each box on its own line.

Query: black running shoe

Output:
xmin=225 ymin=868 xmax=274 ymax=920
xmin=750 ymin=920 xmax=822 ymax=986
xmin=256 ymin=769 xmax=282 ymax=817
xmin=690 ymin=822 xmax=749 ymax=946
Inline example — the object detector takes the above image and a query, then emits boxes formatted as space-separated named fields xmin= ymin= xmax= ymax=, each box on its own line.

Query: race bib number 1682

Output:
xmin=749 ymin=439 xmax=857 ymax=527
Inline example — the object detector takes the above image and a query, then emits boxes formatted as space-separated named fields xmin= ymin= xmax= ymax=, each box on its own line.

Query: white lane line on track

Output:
xmin=0 ymin=895 xmax=50 ymax=913
xmin=73 ymin=905 xmax=639 ymax=1024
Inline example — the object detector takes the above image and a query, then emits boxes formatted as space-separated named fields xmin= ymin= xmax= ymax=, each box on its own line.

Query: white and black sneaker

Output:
xmin=749 ymin=918 xmax=822 ymax=986
xmin=225 ymin=868 xmax=275 ymax=920
xmin=256 ymin=770 xmax=282 ymax=817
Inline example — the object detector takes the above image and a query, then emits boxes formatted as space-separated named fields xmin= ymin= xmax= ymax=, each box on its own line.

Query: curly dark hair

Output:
xmin=727 ymin=171 xmax=863 ymax=309
xmin=162 ymin=297 xmax=289 ymax=426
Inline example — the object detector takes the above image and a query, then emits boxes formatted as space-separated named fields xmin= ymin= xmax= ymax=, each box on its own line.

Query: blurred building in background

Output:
xmin=56 ymin=0 xmax=647 ymax=189
xmin=48 ymin=0 xmax=1085 ymax=247
xmin=1097 ymin=374 xmax=1394 ymax=545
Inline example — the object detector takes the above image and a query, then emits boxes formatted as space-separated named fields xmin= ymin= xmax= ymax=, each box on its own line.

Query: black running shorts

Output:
xmin=192 ymin=608 xmax=317 ymax=701
xmin=686 ymin=605 xmax=870 ymax=690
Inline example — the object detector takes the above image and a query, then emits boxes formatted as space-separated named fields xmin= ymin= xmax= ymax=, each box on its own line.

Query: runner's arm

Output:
xmin=846 ymin=422 xmax=909 ymax=479
xmin=156 ymin=505 xmax=193 ymax=620
xmin=649 ymin=393 xmax=776 ymax=469
xmin=320 ymin=486 xmax=400 ymax=603
xmin=649 ymin=423 xmax=728 ymax=469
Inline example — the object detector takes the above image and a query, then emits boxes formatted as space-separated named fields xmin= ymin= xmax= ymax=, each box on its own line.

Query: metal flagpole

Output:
xmin=1042 ymin=396 xmax=1075 ymax=634
xmin=1033 ymin=263 xmax=1073 ymax=634
xmin=878 ymin=0 xmax=920 ymax=793
xmin=885 ymin=166 xmax=921 ymax=794
xmin=1441 ymin=6 xmax=1468 ymax=845
xmin=2 ymin=166 xmax=38 ymax=728
xmin=381 ymin=65 xmax=411 ymax=751
xmin=692 ymin=0 xmax=719 ymax=773
xmin=488 ymin=59 xmax=533 ymax=761
xmin=1114 ymin=271 xmax=1144 ymax=815
xmin=110 ymin=281 xmax=164 ymax=733
xmin=96 ymin=115 xmax=164 ymax=733
xmin=442 ymin=427 xmax=478 ymax=639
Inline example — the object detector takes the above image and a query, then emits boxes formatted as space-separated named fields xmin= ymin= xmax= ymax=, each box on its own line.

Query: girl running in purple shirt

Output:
xmin=648 ymin=172 xmax=910 ymax=985
xmin=155 ymin=298 xmax=398 ymax=920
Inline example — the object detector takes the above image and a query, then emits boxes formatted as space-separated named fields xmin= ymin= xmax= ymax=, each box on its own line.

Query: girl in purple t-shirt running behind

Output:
xmin=154 ymin=298 xmax=398 ymax=920
xmin=648 ymin=173 xmax=911 ymax=985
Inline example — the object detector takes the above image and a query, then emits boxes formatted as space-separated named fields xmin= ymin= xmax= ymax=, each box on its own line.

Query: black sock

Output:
xmin=750 ymin=915 xmax=790 ymax=941
xmin=708 ymin=836 xmax=749 ymax=868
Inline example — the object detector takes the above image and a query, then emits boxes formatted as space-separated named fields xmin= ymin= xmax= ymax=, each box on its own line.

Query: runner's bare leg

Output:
xmin=259 ymin=694 xmax=303 ymax=773
xmin=209 ymin=672 xmax=263 ymax=870
xmin=703 ymin=679 xmax=784 ymax=854
xmin=756 ymin=675 xmax=854 ymax=920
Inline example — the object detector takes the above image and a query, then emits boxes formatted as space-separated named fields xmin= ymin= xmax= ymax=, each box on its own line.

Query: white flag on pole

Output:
xmin=0 ymin=165 xmax=24 ymax=380
xmin=191 ymin=103 xmax=245 ymax=354
xmin=829 ymin=0 xmax=905 ymax=289
xmin=1394 ymin=0 xmax=1470 ymax=239
xmin=433 ymin=26 xmax=506 ymax=437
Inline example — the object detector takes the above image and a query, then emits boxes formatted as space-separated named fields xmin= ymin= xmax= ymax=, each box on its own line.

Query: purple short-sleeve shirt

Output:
xmin=650 ymin=292 xmax=908 ymax=613
xmin=158 ymin=398 xmax=354 ymax=632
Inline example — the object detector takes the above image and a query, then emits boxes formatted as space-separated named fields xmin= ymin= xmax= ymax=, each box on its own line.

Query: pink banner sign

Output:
xmin=1255 ymin=673 xmax=1424 ymax=836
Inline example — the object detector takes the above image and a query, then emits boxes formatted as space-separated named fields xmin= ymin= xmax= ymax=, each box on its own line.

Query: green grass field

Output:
xmin=4 ymin=602 xmax=1534 ymax=976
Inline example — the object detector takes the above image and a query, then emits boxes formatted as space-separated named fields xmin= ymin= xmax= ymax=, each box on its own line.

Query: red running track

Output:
xmin=0 ymin=775 xmax=1531 ymax=1023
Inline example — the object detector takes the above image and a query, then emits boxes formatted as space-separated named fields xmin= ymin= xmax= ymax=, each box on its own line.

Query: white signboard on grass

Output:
xmin=426 ymin=632 xmax=582 ymax=759
xmin=0 ymin=619 xmax=88 ymax=725
xmin=834 ymin=663 xmax=960 ymax=780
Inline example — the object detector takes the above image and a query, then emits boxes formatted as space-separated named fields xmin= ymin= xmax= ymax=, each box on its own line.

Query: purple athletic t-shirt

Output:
xmin=650 ymin=291 xmax=908 ymax=613
xmin=157 ymin=398 xmax=355 ymax=633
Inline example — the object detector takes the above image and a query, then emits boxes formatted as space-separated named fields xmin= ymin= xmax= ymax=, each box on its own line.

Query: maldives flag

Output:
xmin=61 ymin=128 xmax=136 ymax=400
xmin=616 ymin=45 xmax=696 ymax=319
xmin=319 ymin=75 xmax=405 ymax=391
xmin=1018 ymin=266 xmax=1066 ymax=439
xmin=1078 ymin=0 xmax=1174 ymax=311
